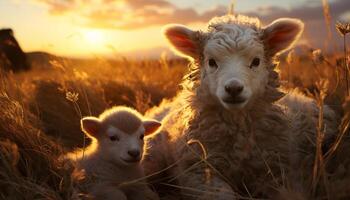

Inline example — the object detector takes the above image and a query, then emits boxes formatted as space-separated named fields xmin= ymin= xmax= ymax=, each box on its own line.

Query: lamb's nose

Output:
xmin=225 ymin=84 xmax=243 ymax=97
xmin=127 ymin=150 xmax=140 ymax=158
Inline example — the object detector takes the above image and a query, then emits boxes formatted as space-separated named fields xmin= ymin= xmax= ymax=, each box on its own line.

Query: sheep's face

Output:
xmin=164 ymin=15 xmax=303 ymax=111
xmin=99 ymin=125 xmax=146 ymax=166
xmin=80 ymin=116 xmax=161 ymax=166
xmin=202 ymin=28 xmax=267 ymax=109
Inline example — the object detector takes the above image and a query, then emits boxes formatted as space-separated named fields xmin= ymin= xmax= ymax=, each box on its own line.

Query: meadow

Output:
xmin=0 ymin=23 xmax=350 ymax=199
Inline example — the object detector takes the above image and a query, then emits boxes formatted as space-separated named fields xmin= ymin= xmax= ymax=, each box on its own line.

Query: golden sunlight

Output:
xmin=83 ymin=29 xmax=105 ymax=45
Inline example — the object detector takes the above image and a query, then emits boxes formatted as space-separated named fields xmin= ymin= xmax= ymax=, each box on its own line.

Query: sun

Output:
xmin=83 ymin=30 xmax=105 ymax=45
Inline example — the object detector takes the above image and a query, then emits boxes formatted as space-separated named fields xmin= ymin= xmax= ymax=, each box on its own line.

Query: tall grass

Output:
xmin=0 ymin=72 xmax=76 ymax=199
xmin=0 ymin=14 xmax=350 ymax=200
xmin=0 ymin=55 xmax=186 ymax=199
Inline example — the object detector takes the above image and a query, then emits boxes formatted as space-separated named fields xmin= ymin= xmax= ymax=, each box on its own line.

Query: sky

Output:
xmin=0 ymin=0 xmax=349 ymax=58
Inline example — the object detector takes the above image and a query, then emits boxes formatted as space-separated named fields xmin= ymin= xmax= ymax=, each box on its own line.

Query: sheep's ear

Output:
xmin=163 ymin=24 xmax=201 ymax=59
xmin=81 ymin=117 xmax=101 ymax=138
xmin=143 ymin=120 xmax=161 ymax=136
xmin=262 ymin=18 xmax=304 ymax=56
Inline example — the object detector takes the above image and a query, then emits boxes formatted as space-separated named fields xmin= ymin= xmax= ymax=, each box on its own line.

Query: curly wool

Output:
xmin=144 ymin=15 xmax=339 ymax=199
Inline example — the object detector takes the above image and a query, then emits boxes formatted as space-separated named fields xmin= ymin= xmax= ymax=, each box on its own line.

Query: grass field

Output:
xmin=0 ymin=18 xmax=350 ymax=200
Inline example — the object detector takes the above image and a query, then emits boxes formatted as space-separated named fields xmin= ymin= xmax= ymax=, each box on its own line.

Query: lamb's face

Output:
xmin=100 ymin=125 xmax=146 ymax=166
xmin=164 ymin=15 xmax=304 ymax=111
xmin=80 ymin=114 xmax=161 ymax=166
xmin=202 ymin=27 xmax=268 ymax=110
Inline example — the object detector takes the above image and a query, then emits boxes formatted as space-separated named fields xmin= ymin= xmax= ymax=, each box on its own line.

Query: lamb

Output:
xmin=68 ymin=106 xmax=161 ymax=200
xmin=143 ymin=15 xmax=339 ymax=199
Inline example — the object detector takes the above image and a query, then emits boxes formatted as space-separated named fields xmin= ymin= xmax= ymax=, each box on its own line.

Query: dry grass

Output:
xmin=0 ymin=55 xmax=186 ymax=199
xmin=0 ymin=21 xmax=350 ymax=199
xmin=0 ymin=80 xmax=76 ymax=199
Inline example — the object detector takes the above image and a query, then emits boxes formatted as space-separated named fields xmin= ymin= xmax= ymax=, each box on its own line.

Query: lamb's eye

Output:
xmin=208 ymin=58 xmax=218 ymax=68
xmin=140 ymin=134 xmax=144 ymax=140
xmin=250 ymin=58 xmax=260 ymax=68
xmin=109 ymin=135 xmax=119 ymax=141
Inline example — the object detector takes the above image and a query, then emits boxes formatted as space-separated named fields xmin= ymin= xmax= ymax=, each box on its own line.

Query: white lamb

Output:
xmin=68 ymin=106 xmax=161 ymax=200
xmin=143 ymin=15 xmax=339 ymax=199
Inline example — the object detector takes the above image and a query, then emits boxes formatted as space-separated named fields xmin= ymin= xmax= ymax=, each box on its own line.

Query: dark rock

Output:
xmin=0 ymin=28 xmax=30 ymax=72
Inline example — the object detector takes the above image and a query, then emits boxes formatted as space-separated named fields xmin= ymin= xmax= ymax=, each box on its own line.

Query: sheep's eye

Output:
xmin=140 ymin=134 xmax=144 ymax=140
xmin=109 ymin=135 xmax=119 ymax=141
xmin=208 ymin=58 xmax=218 ymax=68
xmin=250 ymin=58 xmax=260 ymax=68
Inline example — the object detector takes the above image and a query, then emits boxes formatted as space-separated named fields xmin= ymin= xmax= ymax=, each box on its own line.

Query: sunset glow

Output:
xmin=0 ymin=0 xmax=349 ymax=58
xmin=83 ymin=30 xmax=105 ymax=45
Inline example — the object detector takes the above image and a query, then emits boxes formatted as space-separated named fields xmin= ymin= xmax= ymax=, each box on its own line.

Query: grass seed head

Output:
xmin=336 ymin=21 xmax=350 ymax=36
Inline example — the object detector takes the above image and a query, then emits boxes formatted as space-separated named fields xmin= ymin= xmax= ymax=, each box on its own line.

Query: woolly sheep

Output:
xmin=143 ymin=15 xmax=339 ymax=199
xmin=68 ymin=106 xmax=161 ymax=200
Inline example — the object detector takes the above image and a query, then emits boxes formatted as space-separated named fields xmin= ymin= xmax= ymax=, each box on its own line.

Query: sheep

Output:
xmin=68 ymin=106 xmax=161 ymax=200
xmin=143 ymin=15 xmax=339 ymax=199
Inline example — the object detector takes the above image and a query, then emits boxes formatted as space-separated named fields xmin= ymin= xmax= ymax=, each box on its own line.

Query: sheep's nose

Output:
xmin=127 ymin=150 xmax=140 ymax=158
xmin=225 ymin=82 xmax=244 ymax=97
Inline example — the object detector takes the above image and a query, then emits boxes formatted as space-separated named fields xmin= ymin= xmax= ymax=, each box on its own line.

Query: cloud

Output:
xmin=35 ymin=0 xmax=227 ymax=30
xmin=35 ymin=0 xmax=76 ymax=15
xmin=244 ymin=0 xmax=350 ymax=48
xmin=245 ymin=0 xmax=350 ymax=23
xmin=35 ymin=0 xmax=349 ymax=49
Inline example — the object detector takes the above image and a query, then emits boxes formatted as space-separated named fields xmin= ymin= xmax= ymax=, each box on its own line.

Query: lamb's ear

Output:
xmin=81 ymin=117 xmax=101 ymax=138
xmin=163 ymin=24 xmax=201 ymax=59
xmin=143 ymin=120 xmax=161 ymax=136
xmin=262 ymin=18 xmax=304 ymax=56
